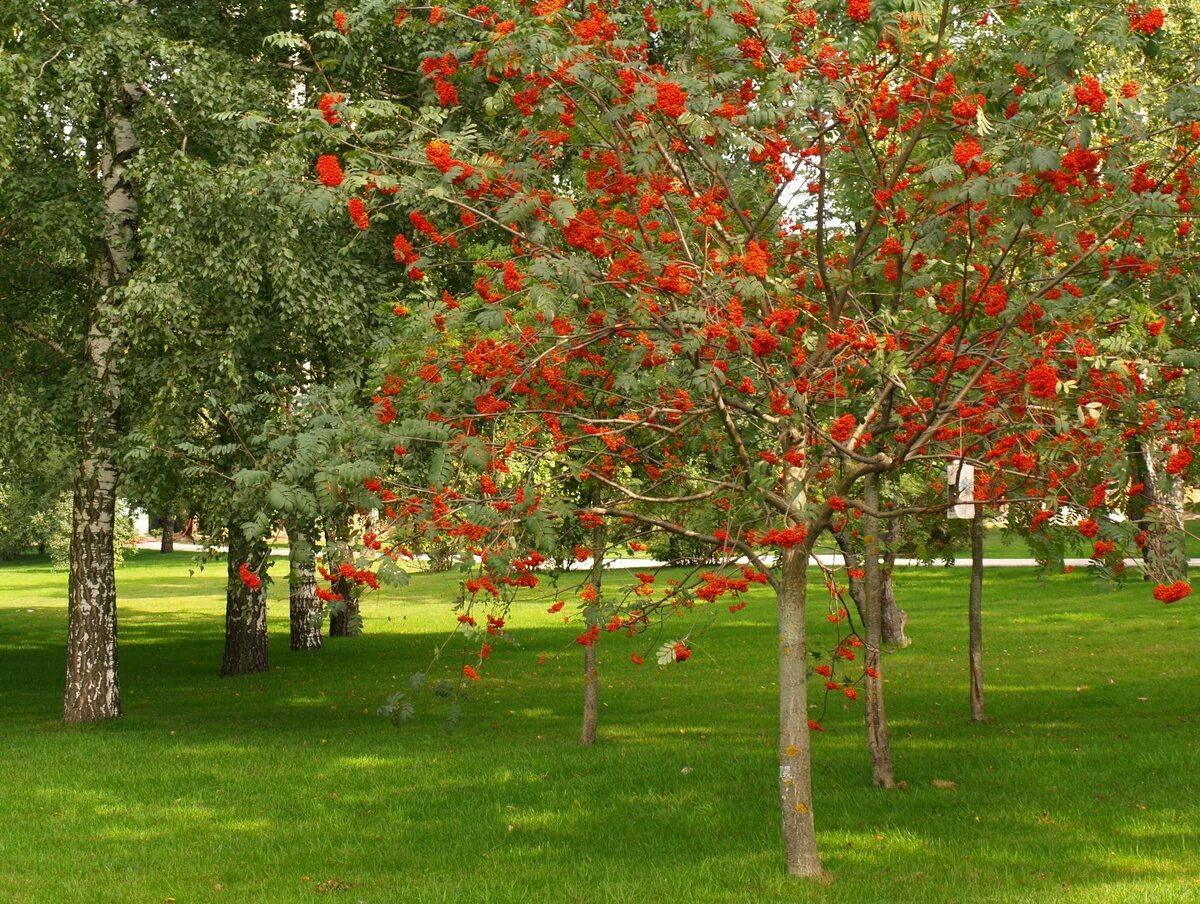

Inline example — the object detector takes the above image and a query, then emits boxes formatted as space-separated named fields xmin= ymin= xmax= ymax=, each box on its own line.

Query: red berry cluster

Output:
xmin=315 ymin=155 xmax=343 ymax=187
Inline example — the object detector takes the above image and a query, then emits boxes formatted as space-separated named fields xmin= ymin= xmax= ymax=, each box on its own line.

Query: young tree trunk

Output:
xmin=968 ymin=504 xmax=986 ymax=723
xmin=579 ymin=519 xmax=605 ymax=746
xmin=777 ymin=547 xmax=822 ymax=877
xmin=159 ymin=511 xmax=175 ymax=553
xmin=879 ymin=519 xmax=908 ymax=646
xmin=221 ymin=525 xmax=270 ymax=676
xmin=287 ymin=526 xmax=322 ymax=651
xmin=63 ymin=74 xmax=144 ymax=724
xmin=861 ymin=474 xmax=896 ymax=788
xmin=834 ymin=529 xmax=907 ymax=646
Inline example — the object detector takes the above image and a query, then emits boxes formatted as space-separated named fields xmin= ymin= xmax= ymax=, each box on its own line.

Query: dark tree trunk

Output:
xmin=777 ymin=546 xmax=821 ymax=877
xmin=221 ymin=525 xmax=269 ymax=676
xmin=63 ymin=71 xmax=144 ymax=724
xmin=579 ymin=519 xmax=605 ymax=746
xmin=325 ymin=521 xmax=360 ymax=637
xmin=969 ymin=504 xmax=986 ymax=723
xmin=834 ymin=529 xmax=907 ymax=647
xmin=327 ymin=575 xmax=358 ymax=637
xmin=1127 ymin=438 xmax=1152 ymax=538
xmin=159 ymin=511 xmax=175 ymax=553
xmin=861 ymin=473 xmax=896 ymax=787
xmin=287 ymin=526 xmax=322 ymax=651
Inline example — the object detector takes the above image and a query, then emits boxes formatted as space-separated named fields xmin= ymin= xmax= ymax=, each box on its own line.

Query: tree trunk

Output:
xmin=834 ymin=529 xmax=907 ymax=647
xmin=1141 ymin=445 xmax=1188 ymax=582
xmin=287 ymin=526 xmax=322 ymax=651
xmin=325 ymin=521 xmax=360 ymax=637
xmin=327 ymin=575 xmax=359 ymax=637
xmin=580 ymin=519 xmax=605 ymax=746
xmin=64 ymin=454 xmax=121 ymax=723
xmin=777 ymin=547 xmax=822 ymax=877
xmin=221 ymin=524 xmax=270 ymax=676
xmin=159 ymin=511 xmax=175 ymax=553
xmin=969 ymin=504 xmax=986 ymax=723
xmin=879 ymin=518 xmax=908 ymax=646
xmin=1127 ymin=438 xmax=1152 ymax=540
xmin=861 ymin=474 xmax=896 ymax=787
xmin=63 ymin=72 xmax=144 ymax=724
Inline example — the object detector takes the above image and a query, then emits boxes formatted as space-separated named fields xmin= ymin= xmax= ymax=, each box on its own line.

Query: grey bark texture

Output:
xmin=777 ymin=547 xmax=822 ymax=876
xmin=579 ymin=519 xmax=605 ymax=746
xmin=835 ymin=529 xmax=908 ymax=647
xmin=969 ymin=505 xmax=986 ymax=723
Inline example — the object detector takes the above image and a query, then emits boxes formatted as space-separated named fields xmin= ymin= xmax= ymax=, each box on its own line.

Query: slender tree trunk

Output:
xmin=287 ymin=526 xmax=322 ymax=651
xmin=969 ymin=504 xmax=986 ymax=723
xmin=777 ymin=547 xmax=821 ymax=877
xmin=580 ymin=519 xmax=605 ymax=746
xmin=63 ymin=73 xmax=144 ymax=724
xmin=861 ymin=474 xmax=896 ymax=787
xmin=879 ymin=519 xmax=908 ymax=646
xmin=221 ymin=524 xmax=269 ymax=675
xmin=159 ymin=511 xmax=175 ymax=553
xmin=835 ymin=529 xmax=907 ymax=647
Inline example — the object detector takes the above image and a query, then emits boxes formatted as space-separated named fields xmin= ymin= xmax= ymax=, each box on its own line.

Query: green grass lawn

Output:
xmin=1 ymin=551 xmax=1198 ymax=903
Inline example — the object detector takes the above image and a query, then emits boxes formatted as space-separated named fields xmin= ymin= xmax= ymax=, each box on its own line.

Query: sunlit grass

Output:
xmin=1 ymin=550 xmax=1197 ymax=903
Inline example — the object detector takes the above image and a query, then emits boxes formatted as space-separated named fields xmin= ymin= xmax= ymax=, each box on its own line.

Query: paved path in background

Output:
xmin=134 ymin=541 xmax=1200 ymax=571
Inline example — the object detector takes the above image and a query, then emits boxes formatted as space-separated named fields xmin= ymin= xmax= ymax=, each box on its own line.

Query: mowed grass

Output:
xmin=0 ymin=551 xmax=1198 ymax=904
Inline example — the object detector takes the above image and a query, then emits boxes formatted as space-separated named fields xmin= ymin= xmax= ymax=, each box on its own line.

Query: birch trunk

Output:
xmin=221 ymin=525 xmax=270 ymax=676
xmin=287 ymin=526 xmax=322 ymax=651
xmin=64 ymin=453 xmax=122 ymax=722
xmin=1141 ymin=445 xmax=1189 ymax=582
xmin=63 ymin=74 xmax=144 ymax=724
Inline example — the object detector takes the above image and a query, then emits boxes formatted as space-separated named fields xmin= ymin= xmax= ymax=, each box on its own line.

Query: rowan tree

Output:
xmin=304 ymin=0 xmax=1200 ymax=876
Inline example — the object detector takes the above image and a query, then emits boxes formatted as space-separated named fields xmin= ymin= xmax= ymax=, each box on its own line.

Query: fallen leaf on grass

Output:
xmin=931 ymin=779 xmax=958 ymax=790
